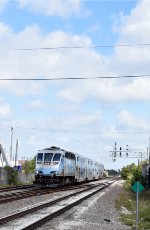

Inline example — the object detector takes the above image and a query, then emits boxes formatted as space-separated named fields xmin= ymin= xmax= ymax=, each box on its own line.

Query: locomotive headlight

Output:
xmin=36 ymin=170 xmax=43 ymax=175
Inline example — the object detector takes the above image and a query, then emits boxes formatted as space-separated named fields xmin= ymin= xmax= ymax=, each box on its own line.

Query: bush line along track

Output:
xmin=0 ymin=179 xmax=115 ymax=229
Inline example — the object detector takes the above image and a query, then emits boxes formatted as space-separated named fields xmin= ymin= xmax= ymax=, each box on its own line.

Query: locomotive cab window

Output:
xmin=37 ymin=153 xmax=43 ymax=161
xmin=44 ymin=153 xmax=53 ymax=164
xmin=53 ymin=153 xmax=61 ymax=161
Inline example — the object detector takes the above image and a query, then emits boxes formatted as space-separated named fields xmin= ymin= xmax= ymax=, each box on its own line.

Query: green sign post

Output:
xmin=132 ymin=181 xmax=144 ymax=193
xmin=132 ymin=181 xmax=144 ymax=230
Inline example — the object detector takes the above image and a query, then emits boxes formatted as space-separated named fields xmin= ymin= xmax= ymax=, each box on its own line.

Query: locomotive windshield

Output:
xmin=44 ymin=153 xmax=53 ymax=162
xmin=37 ymin=153 xmax=43 ymax=161
xmin=53 ymin=153 xmax=61 ymax=161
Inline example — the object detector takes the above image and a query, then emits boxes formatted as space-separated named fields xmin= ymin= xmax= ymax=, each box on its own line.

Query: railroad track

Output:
xmin=0 ymin=185 xmax=34 ymax=193
xmin=0 ymin=183 xmax=94 ymax=204
xmin=0 ymin=179 xmax=115 ymax=230
xmin=0 ymin=180 xmax=109 ymax=204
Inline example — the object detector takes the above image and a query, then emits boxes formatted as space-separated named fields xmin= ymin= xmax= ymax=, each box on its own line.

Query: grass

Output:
xmin=115 ymin=182 xmax=150 ymax=229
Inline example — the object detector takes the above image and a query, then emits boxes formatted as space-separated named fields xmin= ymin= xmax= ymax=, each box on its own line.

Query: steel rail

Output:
xmin=0 ymin=180 xmax=115 ymax=229
xmin=0 ymin=185 xmax=34 ymax=193
xmin=0 ymin=181 xmax=108 ymax=204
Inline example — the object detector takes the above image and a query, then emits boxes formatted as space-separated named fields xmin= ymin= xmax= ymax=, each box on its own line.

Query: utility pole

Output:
xmin=15 ymin=139 xmax=18 ymax=167
xmin=149 ymin=136 xmax=150 ymax=164
xmin=114 ymin=142 xmax=117 ymax=158
xmin=10 ymin=127 xmax=13 ymax=162
xmin=147 ymin=147 xmax=149 ymax=162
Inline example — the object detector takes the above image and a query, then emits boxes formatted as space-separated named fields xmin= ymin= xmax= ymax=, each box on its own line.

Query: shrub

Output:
xmin=121 ymin=163 xmax=146 ymax=186
xmin=4 ymin=166 xmax=19 ymax=185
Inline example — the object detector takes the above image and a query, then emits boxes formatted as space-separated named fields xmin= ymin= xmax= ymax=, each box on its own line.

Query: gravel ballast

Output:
xmin=38 ymin=180 xmax=131 ymax=230
xmin=0 ymin=180 xmax=131 ymax=229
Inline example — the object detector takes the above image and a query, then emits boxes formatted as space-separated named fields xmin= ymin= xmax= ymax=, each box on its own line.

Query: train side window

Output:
xmin=65 ymin=152 xmax=75 ymax=160
xmin=71 ymin=153 xmax=75 ymax=160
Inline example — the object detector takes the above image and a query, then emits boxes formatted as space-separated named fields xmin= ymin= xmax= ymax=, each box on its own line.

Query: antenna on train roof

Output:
xmin=50 ymin=146 xmax=60 ymax=149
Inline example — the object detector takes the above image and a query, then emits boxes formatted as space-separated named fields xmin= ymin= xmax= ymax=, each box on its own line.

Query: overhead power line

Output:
xmin=0 ymin=125 xmax=150 ymax=135
xmin=15 ymin=43 xmax=150 ymax=51
xmin=0 ymin=74 xmax=150 ymax=80
xmin=1 ymin=125 xmax=150 ymax=134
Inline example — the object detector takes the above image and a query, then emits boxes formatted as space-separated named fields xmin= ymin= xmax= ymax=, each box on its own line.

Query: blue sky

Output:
xmin=0 ymin=0 xmax=150 ymax=170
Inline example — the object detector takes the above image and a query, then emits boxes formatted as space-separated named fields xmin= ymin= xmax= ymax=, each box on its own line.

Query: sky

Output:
xmin=0 ymin=0 xmax=150 ymax=170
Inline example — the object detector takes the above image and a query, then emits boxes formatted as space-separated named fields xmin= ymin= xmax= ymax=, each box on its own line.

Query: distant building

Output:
xmin=18 ymin=160 xmax=28 ymax=165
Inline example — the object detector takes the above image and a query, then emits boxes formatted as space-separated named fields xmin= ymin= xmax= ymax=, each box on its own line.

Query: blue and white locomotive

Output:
xmin=34 ymin=146 xmax=104 ymax=186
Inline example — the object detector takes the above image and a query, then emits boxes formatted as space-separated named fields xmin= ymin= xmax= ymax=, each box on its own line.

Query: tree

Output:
xmin=4 ymin=166 xmax=19 ymax=185
xmin=121 ymin=163 xmax=145 ymax=186
xmin=121 ymin=165 xmax=131 ymax=180
xmin=106 ymin=169 xmax=120 ymax=176
xmin=21 ymin=157 xmax=35 ymax=175
xmin=28 ymin=158 xmax=36 ymax=172
xmin=130 ymin=164 xmax=144 ymax=185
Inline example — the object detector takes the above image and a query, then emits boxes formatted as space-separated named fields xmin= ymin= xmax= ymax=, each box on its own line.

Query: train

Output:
xmin=34 ymin=146 xmax=104 ymax=187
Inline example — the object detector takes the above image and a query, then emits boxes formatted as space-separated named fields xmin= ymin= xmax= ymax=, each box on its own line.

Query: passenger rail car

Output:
xmin=34 ymin=146 xmax=104 ymax=187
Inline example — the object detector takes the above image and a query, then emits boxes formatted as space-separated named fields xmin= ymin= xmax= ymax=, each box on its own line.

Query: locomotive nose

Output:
xmin=50 ymin=171 xmax=58 ymax=178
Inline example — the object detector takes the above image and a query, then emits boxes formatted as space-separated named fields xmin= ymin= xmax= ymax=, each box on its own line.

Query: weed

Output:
xmin=115 ymin=182 xmax=150 ymax=229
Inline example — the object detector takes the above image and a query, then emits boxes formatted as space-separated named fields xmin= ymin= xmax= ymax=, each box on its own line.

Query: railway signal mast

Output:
xmin=109 ymin=142 xmax=145 ymax=163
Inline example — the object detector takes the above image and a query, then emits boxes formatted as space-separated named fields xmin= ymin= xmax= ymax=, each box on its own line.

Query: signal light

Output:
xmin=120 ymin=147 xmax=122 ymax=157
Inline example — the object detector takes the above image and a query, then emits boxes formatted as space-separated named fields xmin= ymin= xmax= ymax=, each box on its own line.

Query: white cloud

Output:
xmin=1 ymin=2 xmax=150 ymax=103
xmin=0 ymin=100 xmax=13 ymax=120
xmin=17 ymin=0 xmax=88 ymax=18
xmin=108 ymin=0 xmax=150 ymax=78
xmin=65 ymin=110 xmax=102 ymax=127
xmin=111 ymin=0 xmax=150 ymax=68
xmin=118 ymin=110 xmax=148 ymax=130
xmin=27 ymin=135 xmax=40 ymax=149
xmin=59 ymin=76 xmax=150 ymax=103
xmin=61 ymin=0 xmax=150 ymax=103
xmin=0 ymin=0 xmax=8 ymax=12
xmin=101 ymin=126 xmax=124 ymax=140
xmin=1 ymin=0 xmax=150 ymax=170
xmin=0 ymin=25 xmax=107 ymax=97
xmin=26 ymin=100 xmax=46 ymax=111
xmin=57 ymin=104 xmax=78 ymax=111
xmin=1 ymin=109 xmax=102 ymax=158
xmin=114 ymin=0 xmax=150 ymax=42
xmin=11 ymin=109 xmax=102 ymax=131
xmin=0 ymin=22 xmax=12 ymax=37
xmin=1 ymin=21 xmax=150 ymax=102
xmin=42 ymin=111 xmax=102 ymax=129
